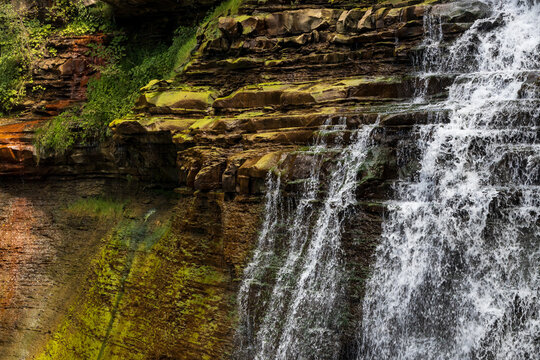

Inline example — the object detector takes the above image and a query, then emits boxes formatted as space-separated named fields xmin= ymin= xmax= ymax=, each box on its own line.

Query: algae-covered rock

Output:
xmin=213 ymin=88 xmax=283 ymax=109
xmin=213 ymin=77 xmax=409 ymax=110
xmin=238 ymin=151 xmax=285 ymax=179
xmin=109 ymin=118 xmax=147 ymax=134
xmin=33 ymin=188 xmax=262 ymax=360
xmin=137 ymin=88 xmax=218 ymax=111
xmin=243 ymin=129 xmax=315 ymax=145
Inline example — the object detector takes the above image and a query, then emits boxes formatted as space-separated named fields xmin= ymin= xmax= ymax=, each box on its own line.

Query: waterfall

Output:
xmin=235 ymin=119 xmax=376 ymax=359
xmin=360 ymin=1 xmax=540 ymax=359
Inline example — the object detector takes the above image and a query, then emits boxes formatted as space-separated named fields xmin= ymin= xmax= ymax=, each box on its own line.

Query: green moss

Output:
xmin=173 ymin=132 xmax=195 ymax=142
xmin=65 ymin=197 xmax=127 ymax=218
xmin=37 ymin=200 xmax=236 ymax=359
xmin=190 ymin=116 xmax=220 ymax=130
xmin=37 ymin=220 xmax=165 ymax=359
xmin=36 ymin=228 xmax=128 ymax=360
xmin=144 ymin=88 xmax=217 ymax=108
xmin=171 ymin=35 xmax=198 ymax=74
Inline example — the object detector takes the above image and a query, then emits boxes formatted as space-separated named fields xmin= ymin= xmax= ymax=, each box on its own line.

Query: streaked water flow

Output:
xmin=235 ymin=119 xmax=376 ymax=359
xmin=360 ymin=0 xmax=540 ymax=359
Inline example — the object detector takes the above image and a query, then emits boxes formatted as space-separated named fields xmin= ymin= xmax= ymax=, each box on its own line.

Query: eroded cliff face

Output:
xmin=0 ymin=0 xmax=491 ymax=359
xmin=0 ymin=33 xmax=106 ymax=177
xmin=114 ymin=0 xmax=487 ymax=195
xmin=33 ymin=189 xmax=262 ymax=360
xmin=0 ymin=181 xmax=262 ymax=359
xmin=0 ymin=180 xmax=142 ymax=359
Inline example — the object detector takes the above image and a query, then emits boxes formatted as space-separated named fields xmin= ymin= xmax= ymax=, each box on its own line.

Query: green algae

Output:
xmin=173 ymin=132 xmax=195 ymax=142
xmin=65 ymin=197 xmax=126 ymax=218
xmin=37 ymin=201 xmax=235 ymax=360
xmin=143 ymin=88 xmax=217 ymax=108
xmin=189 ymin=116 xmax=220 ymax=130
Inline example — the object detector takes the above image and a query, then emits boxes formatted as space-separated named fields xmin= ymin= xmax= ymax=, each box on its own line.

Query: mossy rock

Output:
xmin=213 ymin=76 xmax=406 ymax=110
xmin=137 ymin=88 xmax=218 ymax=111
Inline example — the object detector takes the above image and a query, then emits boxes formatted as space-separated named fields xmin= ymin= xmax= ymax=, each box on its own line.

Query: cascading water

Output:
xmin=360 ymin=1 xmax=540 ymax=359
xmin=235 ymin=119 xmax=376 ymax=359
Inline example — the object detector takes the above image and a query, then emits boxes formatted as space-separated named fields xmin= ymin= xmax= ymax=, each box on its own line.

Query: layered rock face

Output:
xmin=0 ymin=34 xmax=105 ymax=177
xmin=107 ymin=0 xmax=487 ymax=357
xmin=0 ymin=0 xmax=493 ymax=359
xmin=0 ymin=180 xmax=135 ymax=359
xmin=1 ymin=0 xmax=486 ymax=182
xmin=114 ymin=0 xmax=486 ymax=194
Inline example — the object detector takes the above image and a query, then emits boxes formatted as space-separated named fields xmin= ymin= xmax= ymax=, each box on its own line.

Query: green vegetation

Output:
xmin=0 ymin=3 xmax=35 ymax=113
xmin=2 ymin=0 xmax=245 ymax=156
xmin=65 ymin=197 xmax=127 ymax=218
xmin=50 ymin=0 xmax=114 ymax=36
xmin=37 ymin=215 xmax=231 ymax=359
xmin=0 ymin=1 xmax=113 ymax=114
xmin=34 ymin=0 xmax=246 ymax=156
xmin=35 ymin=26 xmax=197 ymax=157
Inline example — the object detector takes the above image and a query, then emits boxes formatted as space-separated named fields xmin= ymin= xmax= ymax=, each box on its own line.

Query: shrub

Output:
xmin=0 ymin=1 xmax=113 ymax=114
xmin=47 ymin=0 xmax=114 ymax=35
xmin=0 ymin=3 xmax=32 ymax=113
xmin=35 ymin=0 xmax=246 ymax=156
xmin=35 ymin=25 xmax=197 ymax=157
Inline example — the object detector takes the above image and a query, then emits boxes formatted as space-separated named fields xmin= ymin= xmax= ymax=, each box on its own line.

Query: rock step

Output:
xmin=0 ymin=121 xmax=38 ymax=168
xmin=113 ymin=105 xmax=433 ymax=139
xmin=133 ymin=75 xmax=455 ymax=117
xmin=179 ymin=1 xmax=488 ymax=91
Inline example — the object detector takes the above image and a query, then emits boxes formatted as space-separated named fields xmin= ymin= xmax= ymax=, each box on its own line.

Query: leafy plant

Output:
xmin=0 ymin=1 xmax=113 ymax=114
xmin=35 ymin=109 xmax=78 ymax=156
xmin=0 ymin=3 xmax=32 ymax=113
xmin=47 ymin=0 xmax=114 ymax=35
xmin=34 ymin=0 xmax=246 ymax=156
xmin=35 ymin=25 xmax=197 ymax=156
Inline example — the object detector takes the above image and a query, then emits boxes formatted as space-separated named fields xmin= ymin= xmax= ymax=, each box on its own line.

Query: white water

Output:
xmin=360 ymin=0 xmax=540 ymax=359
xmin=235 ymin=119 xmax=376 ymax=359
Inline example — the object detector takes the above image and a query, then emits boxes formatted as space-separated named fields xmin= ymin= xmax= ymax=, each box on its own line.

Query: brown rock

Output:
xmin=194 ymin=162 xmax=226 ymax=190
xmin=280 ymin=91 xmax=316 ymax=106
xmin=265 ymin=9 xmax=334 ymax=37
xmin=219 ymin=17 xmax=242 ymax=38
xmin=357 ymin=8 xmax=375 ymax=32
xmin=336 ymin=8 xmax=366 ymax=34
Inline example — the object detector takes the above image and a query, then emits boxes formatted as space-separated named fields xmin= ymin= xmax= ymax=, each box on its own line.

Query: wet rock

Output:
xmin=136 ymin=88 xmax=218 ymax=111
xmin=431 ymin=0 xmax=492 ymax=24
xmin=264 ymin=9 xmax=337 ymax=36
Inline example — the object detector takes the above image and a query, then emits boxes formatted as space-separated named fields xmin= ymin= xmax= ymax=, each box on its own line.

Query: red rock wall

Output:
xmin=0 ymin=34 xmax=105 ymax=176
